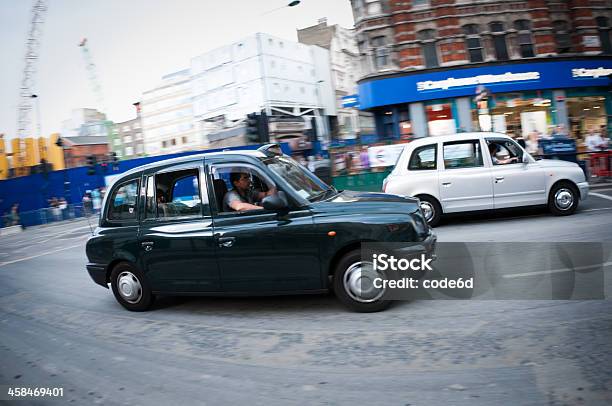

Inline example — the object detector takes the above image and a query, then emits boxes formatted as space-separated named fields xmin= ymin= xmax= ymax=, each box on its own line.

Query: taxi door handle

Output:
xmin=495 ymin=176 xmax=504 ymax=183
xmin=218 ymin=237 xmax=235 ymax=248
xmin=441 ymin=182 xmax=452 ymax=187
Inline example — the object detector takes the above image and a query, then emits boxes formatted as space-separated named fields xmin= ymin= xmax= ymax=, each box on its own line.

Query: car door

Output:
xmin=208 ymin=159 xmax=321 ymax=292
xmin=439 ymin=138 xmax=494 ymax=212
xmin=486 ymin=137 xmax=547 ymax=208
xmin=138 ymin=161 xmax=221 ymax=293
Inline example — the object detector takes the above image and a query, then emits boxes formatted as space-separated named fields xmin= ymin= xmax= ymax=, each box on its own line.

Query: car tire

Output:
xmin=417 ymin=195 xmax=442 ymax=227
xmin=110 ymin=262 xmax=155 ymax=311
xmin=333 ymin=250 xmax=391 ymax=313
xmin=548 ymin=182 xmax=579 ymax=216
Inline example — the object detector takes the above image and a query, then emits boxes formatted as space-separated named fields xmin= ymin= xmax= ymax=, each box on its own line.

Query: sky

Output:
xmin=0 ymin=0 xmax=355 ymax=142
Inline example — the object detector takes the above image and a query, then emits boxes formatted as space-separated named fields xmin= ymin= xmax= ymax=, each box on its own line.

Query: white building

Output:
xmin=140 ymin=69 xmax=198 ymax=156
xmin=190 ymin=33 xmax=336 ymax=148
xmin=297 ymin=19 xmax=365 ymax=140
xmin=61 ymin=108 xmax=108 ymax=138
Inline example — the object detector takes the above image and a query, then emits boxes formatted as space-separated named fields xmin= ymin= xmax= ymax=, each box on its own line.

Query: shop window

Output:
xmin=412 ymin=0 xmax=429 ymax=6
xmin=427 ymin=104 xmax=455 ymax=136
xmin=514 ymin=20 xmax=535 ymax=58
xmin=463 ymin=24 xmax=483 ymax=63
xmin=596 ymin=17 xmax=612 ymax=54
xmin=489 ymin=22 xmax=509 ymax=61
xmin=553 ymin=21 xmax=572 ymax=54
xmin=418 ymin=29 xmax=439 ymax=68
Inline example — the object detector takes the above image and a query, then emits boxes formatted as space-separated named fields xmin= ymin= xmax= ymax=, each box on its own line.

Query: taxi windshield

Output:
xmin=263 ymin=156 xmax=331 ymax=201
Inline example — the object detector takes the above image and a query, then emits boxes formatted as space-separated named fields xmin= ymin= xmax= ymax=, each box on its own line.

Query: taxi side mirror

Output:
xmin=522 ymin=154 xmax=529 ymax=164
xmin=262 ymin=192 xmax=288 ymax=212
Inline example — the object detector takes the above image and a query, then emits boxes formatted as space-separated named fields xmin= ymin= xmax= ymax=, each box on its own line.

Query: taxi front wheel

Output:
xmin=333 ymin=250 xmax=391 ymax=313
xmin=548 ymin=182 xmax=579 ymax=216
xmin=110 ymin=262 xmax=155 ymax=311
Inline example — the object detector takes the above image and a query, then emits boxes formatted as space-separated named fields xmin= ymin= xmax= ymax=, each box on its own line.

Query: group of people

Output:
xmin=82 ymin=188 xmax=105 ymax=216
xmin=47 ymin=197 xmax=68 ymax=221
xmin=520 ymin=124 xmax=609 ymax=155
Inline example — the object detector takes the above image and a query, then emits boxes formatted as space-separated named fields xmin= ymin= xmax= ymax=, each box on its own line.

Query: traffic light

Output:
xmin=245 ymin=112 xmax=270 ymax=144
xmin=246 ymin=112 xmax=259 ymax=143
xmin=86 ymin=154 xmax=97 ymax=175
xmin=259 ymin=112 xmax=270 ymax=144
xmin=110 ymin=151 xmax=119 ymax=171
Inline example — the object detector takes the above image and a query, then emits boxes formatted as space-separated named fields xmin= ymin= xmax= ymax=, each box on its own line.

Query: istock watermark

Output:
xmin=360 ymin=242 xmax=611 ymax=301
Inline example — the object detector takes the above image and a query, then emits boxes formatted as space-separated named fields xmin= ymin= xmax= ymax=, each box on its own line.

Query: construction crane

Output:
xmin=78 ymin=37 xmax=106 ymax=114
xmin=15 ymin=0 xmax=47 ymax=176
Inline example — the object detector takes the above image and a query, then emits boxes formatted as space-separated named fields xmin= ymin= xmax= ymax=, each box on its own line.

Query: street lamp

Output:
xmin=30 ymin=94 xmax=42 ymax=138
xmin=261 ymin=0 xmax=301 ymax=15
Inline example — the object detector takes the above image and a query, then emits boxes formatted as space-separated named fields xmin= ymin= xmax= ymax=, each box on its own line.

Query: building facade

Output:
xmin=61 ymin=136 xmax=109 ymax=168
xmin=141 ymin=70 xmax=198 ymax=156
xmin=350 ymin=0 xmax=612 ymax=141
xmin=190 ymin=33 xmax=336 ymax=150
xmin=111 ymin=102 xmax=145 ymax=159
xmin=297 ymin=18 xmax=364 ymax=141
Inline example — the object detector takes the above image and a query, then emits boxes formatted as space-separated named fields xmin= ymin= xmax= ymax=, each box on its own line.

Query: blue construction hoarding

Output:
xmin=0 ymin=143 xmax=291 ymax=224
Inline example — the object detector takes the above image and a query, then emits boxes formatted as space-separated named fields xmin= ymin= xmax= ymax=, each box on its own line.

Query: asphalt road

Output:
xmin=1 ymin=187 xmax=612 ymax=405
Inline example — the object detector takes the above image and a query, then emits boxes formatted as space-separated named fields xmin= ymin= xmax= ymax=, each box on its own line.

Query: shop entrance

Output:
xmin=566 ymin=96 xmax=607 ymax=141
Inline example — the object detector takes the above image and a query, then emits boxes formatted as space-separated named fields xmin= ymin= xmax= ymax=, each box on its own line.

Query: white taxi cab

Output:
xmin=383 ymin=132 xmax=589 ymax=226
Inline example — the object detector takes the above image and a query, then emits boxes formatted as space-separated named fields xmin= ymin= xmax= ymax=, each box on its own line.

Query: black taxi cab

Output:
xmin=86 ymin=145 xmax=436 ymax=312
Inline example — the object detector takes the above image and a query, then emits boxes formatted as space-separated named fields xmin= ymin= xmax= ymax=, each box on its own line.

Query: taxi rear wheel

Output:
xmin=110 ymin=262 xmax=155 ymax=311
xmin=416 ymin=195 xmax=441 ymax=227
xmin=333 ymin=250 xmax=391 ymax=312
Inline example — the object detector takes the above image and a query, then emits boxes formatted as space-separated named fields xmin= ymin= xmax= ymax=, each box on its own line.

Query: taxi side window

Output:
xmin=108 ymin=179 xmax=139 ymax=221
xmin=409 ymin=144 xmax=437 ymax=170
xmin=443 ymin=140 xmax=484 ymax=169
xmin=153 ymin=168 xmax=205 ymax=218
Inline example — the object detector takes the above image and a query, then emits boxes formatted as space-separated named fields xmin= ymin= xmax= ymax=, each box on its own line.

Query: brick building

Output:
xmin=61 ymin=136 xmax=110 ymax=168
xmin=350 ymin=0 xmax=612 ymax=140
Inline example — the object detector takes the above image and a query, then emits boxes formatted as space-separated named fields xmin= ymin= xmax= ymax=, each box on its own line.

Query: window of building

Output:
xmin=463 ymin=24 xmax=483 ymax=62
xmin=409 ymin=144 xmax=437 ymax=170
xmin=489 ymin=22 xmax=509 ymax=61
xmin=418 ymin=29 xmax=439 ymax=68
xmin=514 ymin=20 xmax=535 ymax=57
xmin=162 ymin=140 xmax=167 ymax=148
xmin=553 ymin=20 xmax=572 ymax=54
xmin=443 ymin=140 xmax=483 ymax=169
xmin=182 ymin=136 xmax=188 ymax=144
xmin=171 ymin=139 xmax=177 ymax=146
xmin=366 ymin=0 xmax=382 ymax=15
xmin=113 ymin=138 xmax=121 ymax=146
xmin=107 ymin=179 xmax=139 ymax=221
xmin=597 ymin=17 xmax=612 ymax=54
xmin=125 ymin=146 xmax=134 ymax=156
xmin=136 ymin=144 xmax=144 ymax=154
xmin=412 ymin=0 xmax=429 ymax=6
xmin=124 ymin=135 xmax=133 ymax=143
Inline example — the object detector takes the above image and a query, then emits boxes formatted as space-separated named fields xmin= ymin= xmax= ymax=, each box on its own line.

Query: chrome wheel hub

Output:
xmin=343 ymin=261 xmax=386 ymax=303
xmin=117 ymin=271 xmax=142 ymax=304
xmin=420 ymin=201 xmax=434 ymax=222
xmin=554 ymin=188 xmax=574 ymax=210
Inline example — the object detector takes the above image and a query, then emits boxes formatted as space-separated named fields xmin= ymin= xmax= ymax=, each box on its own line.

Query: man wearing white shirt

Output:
xmin=585 ymin=128 xmax=609 ymax=152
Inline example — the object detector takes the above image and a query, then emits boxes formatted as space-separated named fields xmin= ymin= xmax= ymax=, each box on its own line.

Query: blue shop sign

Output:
xmin=342 ymin=94 xmax=360 ymax=108
xmin=359 ymin=60 xmax=612 ymax=109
